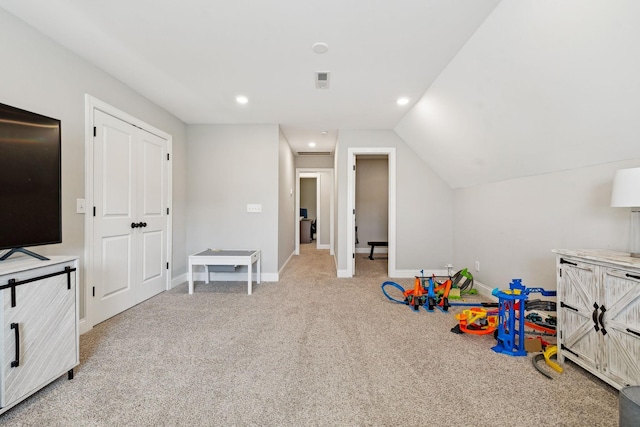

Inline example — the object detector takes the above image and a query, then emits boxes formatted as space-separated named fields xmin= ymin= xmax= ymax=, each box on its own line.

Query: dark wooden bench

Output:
xmin=368 ymin=241 xmax=388 ymax=260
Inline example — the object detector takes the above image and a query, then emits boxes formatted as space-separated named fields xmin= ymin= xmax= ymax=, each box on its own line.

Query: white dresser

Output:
xmin=0 ymin=256 xmax=79 ymax=414
xmin=553 ymin=249 xmax=640 ymax=389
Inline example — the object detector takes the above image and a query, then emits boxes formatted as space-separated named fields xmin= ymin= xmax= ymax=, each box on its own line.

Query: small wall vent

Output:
xmin=315 ymin=71 xmax=330 ymax=89
xmin=297 ymin=151 xmax=332 ymax=156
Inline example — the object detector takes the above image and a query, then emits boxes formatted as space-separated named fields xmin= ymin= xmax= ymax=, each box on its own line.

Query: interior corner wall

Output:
xmin=278 ymin=128 xmax=295 ymax=271
xmin=453 ymin=158 xmax=640 ymax=292
xmin=318 ymin=171 xmax=332 ymax=247
xmin=186 ymin=124 xmax=280 ymax=277
xmin=335 ymin=130 xmax=453 ymax=275
xmin=0 ymin=8 xmax=187 ymax=321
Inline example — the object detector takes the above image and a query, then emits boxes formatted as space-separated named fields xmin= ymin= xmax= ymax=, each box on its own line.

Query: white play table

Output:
xmin=188 ymin=249 xmax=260 ymax=295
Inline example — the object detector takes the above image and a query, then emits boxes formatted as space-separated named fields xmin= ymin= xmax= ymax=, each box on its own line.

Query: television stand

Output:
xmin=0 ymin=248 xmax=49 ymax=261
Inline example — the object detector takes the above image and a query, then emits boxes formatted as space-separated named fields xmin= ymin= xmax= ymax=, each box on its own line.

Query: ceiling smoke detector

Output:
xmin=312 ymin=42 xmax=329 ymax=54
xmin=315 ymin=71 xmax=330 ymax=89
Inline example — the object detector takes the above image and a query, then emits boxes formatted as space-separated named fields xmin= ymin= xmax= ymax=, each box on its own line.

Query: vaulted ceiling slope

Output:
xmin=396 ymin=0 xmax=640 ymax=188
xmin=0 ymin=0 xmax=500 ymax=155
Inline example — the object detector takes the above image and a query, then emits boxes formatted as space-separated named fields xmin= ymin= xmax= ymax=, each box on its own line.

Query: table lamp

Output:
xmin=611 ymin=167 xmax=640 ymax=258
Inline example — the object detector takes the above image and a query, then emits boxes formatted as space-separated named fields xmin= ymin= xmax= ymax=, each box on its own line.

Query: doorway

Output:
xmin=355 ymin=155 xmax=389 ymax=276
xmin=84 ymin=95 xmax=172 ymax=331
xmin=346 ymin=147 xmax=396 ymax=277
xmin=295 ymin=168 xmax=334 ymax=256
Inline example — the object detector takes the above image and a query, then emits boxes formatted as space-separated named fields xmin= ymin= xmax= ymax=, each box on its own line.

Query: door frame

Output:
xmin=346 ymin=147 xmax=395 ymax=277
xmin=83 ymin=95 xmax=173 ymax=333
xmin=295 ymin=168 xmax=334 ymax=256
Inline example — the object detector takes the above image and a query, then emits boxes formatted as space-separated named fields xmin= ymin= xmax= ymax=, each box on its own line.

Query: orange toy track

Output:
xmin=454 ymin=307 xmax=498 ymax=335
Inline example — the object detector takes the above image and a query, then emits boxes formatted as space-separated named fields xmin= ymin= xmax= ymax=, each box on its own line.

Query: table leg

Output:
xmin=205 ymin=265 xmax=210 ymax=284
xmin=257 ymin=256 xmax=261 ymax=284
xmin=188 ymin=261 xmax=194 ymax=294
xmin=248 ymin=261 xmax=252 ymax=295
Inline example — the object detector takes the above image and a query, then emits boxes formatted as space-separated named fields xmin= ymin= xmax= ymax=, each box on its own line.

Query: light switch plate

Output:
xmin=76 ymin=198 xmax=86 ymax=214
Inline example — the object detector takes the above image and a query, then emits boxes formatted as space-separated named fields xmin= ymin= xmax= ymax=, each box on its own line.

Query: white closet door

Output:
xmin=92 ymin=110 xmax=168 ymax=324
xmin=136 ymin=130 xmax=168 ymax=303
xmin=93 ymin=110 xmax=137 ymax=324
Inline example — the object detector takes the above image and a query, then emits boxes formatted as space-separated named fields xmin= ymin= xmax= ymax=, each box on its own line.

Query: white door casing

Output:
xmin=84 ymin=96 xmax=172 ymax=330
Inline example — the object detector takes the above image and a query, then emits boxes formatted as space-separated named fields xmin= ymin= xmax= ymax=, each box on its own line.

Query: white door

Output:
xmin=92 ymin=110 xmax=168 ymax=324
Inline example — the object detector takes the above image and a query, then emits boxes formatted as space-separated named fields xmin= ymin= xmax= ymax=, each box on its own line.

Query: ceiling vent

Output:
xmin=315 ymin=71 xmax=330 ymax=89
xmin=297 ymin=151 xmax=332 ymax=156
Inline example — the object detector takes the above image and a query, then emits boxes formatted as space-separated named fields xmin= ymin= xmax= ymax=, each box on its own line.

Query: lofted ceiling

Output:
xmin=0 ymin=0 xmax=501 ymax=155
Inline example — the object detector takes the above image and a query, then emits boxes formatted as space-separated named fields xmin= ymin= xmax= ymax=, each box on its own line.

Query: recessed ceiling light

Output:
xmin=312 ymin=42 xmax=329 ymax=54
xmin=236 ymin=95 xmax=249 ymax=104
xmin=320 ymin=131 xmax=328 ymax=135
xmin=397 ymin=97 xmax=410 ymax=106
xmin=309 ymin=142 xmax=316 ymax=147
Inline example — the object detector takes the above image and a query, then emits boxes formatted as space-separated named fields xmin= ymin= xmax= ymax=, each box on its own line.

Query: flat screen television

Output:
xmin=0 ymin=102 xmax=61 ymax=261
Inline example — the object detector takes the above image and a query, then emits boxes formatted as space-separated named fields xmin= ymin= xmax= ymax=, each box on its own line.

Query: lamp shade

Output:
xmin=611 ymin=167 xmax=640 ymax=207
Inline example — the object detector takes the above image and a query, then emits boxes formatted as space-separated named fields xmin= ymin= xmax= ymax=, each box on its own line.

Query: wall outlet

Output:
xmin=247 ymin=204 xmax=262 ymax=213
xmin=474 ymin=261 xmax=480 ymax=272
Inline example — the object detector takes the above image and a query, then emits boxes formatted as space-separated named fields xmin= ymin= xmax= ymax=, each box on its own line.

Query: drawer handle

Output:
xmin=627 ymin=328 xmax=640 ymax=338
xmin=626 ymin=273 xmax=640 ymax=280
xmin=561 ymin=302 xmax=578 ymax=312
xmin=598 ymin=305 xmax=607 ymax=336
xmin=560 ymin=258 xmax=578 ymax=266
xmin=11 ymin=323 xmax=19 ymax=367
xmin=592 ymin=303 xmax=599 ymax=332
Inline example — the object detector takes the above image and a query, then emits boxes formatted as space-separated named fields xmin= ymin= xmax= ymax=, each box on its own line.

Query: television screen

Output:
xmin=0 ymin=102 xmax=62 ymax=252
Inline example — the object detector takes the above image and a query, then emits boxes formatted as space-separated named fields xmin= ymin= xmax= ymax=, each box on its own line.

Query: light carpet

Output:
xmin=1 ymin=245 xmax=619 ymax=426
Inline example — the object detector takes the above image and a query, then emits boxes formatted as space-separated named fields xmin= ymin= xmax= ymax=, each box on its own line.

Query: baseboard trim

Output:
xmin=472 ymin=280 xmax=498 ymax=300
xmin=279 ymin=251 xmax=295 ymax=276
xmin=171 ymin=273 xmax=187 ymax=289
xmin=79 ymin=318 xmax=91 ymax=335
xmin=337 ymin=269 xmax=350 ymax=278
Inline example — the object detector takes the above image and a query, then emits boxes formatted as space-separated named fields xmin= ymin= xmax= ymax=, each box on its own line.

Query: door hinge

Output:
xmin=167 ymin=207 xmax=170 ymax=215
xmin=92 ymin=286 xmax=95 ymax=297
xmin=93 ymin=126 xmax=96 ymax=137
xmin=167 ymin=153 xmax=170 ymax=161
xmin=353 ymin=165 xmax=356 ymax=171
xmin=353 ymin=253 xmax=355 ymax=259
xmin=93 ymin=206 xmax=96 ymax=217
xmin=559 ymin=268 xmax=562 ymax=278
xmin=353 ymin=209 xmax=355 ymax=214
xmin=166 ymin=262 xmax=169 ymax=270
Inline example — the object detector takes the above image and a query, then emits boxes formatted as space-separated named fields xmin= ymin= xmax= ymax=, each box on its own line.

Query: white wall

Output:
xmin=454 ymin=158 xmax=640 ymax=292
xmin=278 ymin=128 xmax=296 ymax=270
xmin=186 ymin=124 xmax=280 ymax=278
xmin=318 ymin=171 xmax=332 ymax=247
xmin=295 ymin=155 xmax=334 ymax=169
xmin=335 ymin=130 xmax=453 ymax=275
xmin=0 ymin=9 xmax=187 ymax=319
